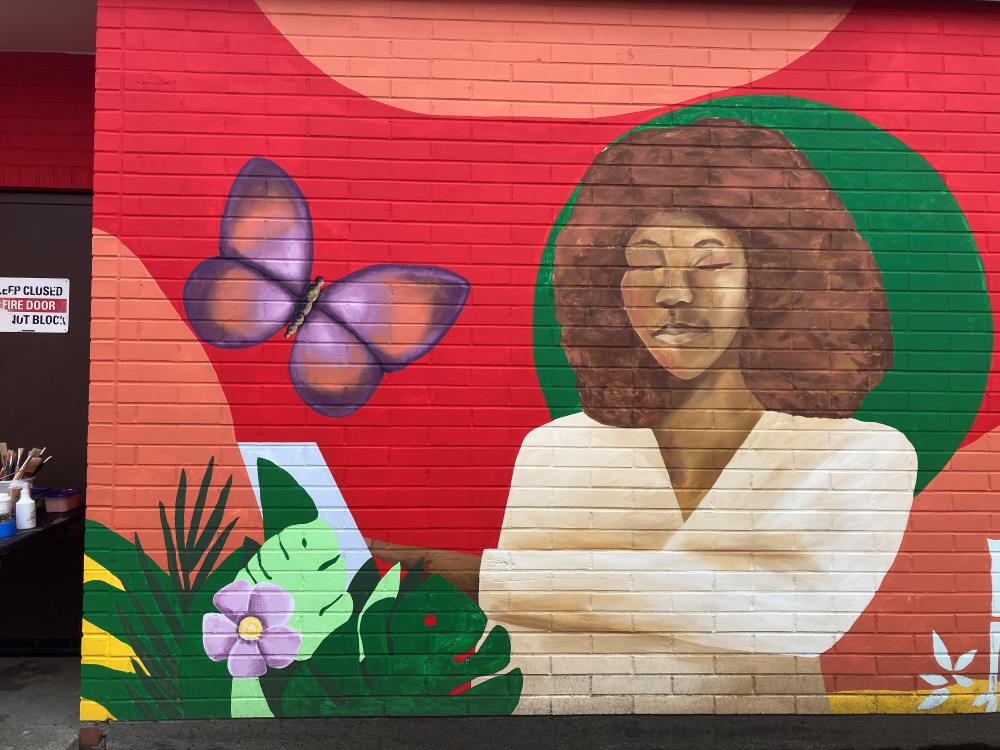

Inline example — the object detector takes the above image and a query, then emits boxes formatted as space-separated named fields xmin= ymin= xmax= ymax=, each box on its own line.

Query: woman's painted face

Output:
xmin=621 ymin=211 xmax=749 ymax=380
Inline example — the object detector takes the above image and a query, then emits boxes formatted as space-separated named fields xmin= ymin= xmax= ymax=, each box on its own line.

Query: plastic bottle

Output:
xmin=0 ymin=488 xmax=13 ymax=538
xmin=15 ymin=484 xmax=35 ymax=530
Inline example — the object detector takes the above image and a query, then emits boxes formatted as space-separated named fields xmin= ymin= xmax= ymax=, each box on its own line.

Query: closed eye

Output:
xmin=694 ymin=262 xmax=732 ymax=271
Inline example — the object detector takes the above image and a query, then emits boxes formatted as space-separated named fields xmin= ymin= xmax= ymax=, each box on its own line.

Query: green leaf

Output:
xmin=83 ymin=524 xmax=181 ymax=679
xmin=83 ymin=580 xmax=172 ymax=680
xmin=84 ymin=520 xmax=158 ymax=594
xmin=134 ymin=534 xmax=184 ymax=639
xmin=173 ymin=468 xmax=188 ymax=589
xmin=117 ymin=587 xmax=178 ymax=680
xmin=158 ymin=501 xmax=181 ymax=591
xmin=186 ymin=456 xmax=214 ymax=551
xmin=155 ymin=459 xmax=243 ymax=599
xmin=84 ymin=478 xmax=260 ymax=722
xmin=130 ymin=658 xmax=183 ymax=715
xmin=191 ymin=474 xmax=232 ymax=562
xmin=81 ymin=664 xmax=165 ymax=722
xmin=354 ymin=574 xmax=521 ymax=714
xmin=256 ymin=457 xmax=318 ymax=539
xmin=237 ymin=517 xmax=352 ymax=660
xmin=257 ymin=568 xmax=522 ymax=717
xmin=175 ymin=459 xmax=237 ymax=594
xmin=457 ymin=625 xmax=514 ymax=681
xmin=452 ymin=669 xmax=523 ymax=716
xmin=188 ymin=517 xmax=237 ymax=595
xmin=357 ymin=564 xmax=400 ymax=660
xmin=192 ymin=537 xmax=260 ymax=610
xmin=346 ymin=558 xmax=383 ymax=617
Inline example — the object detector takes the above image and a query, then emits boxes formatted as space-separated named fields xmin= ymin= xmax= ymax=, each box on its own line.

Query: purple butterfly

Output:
xmin=183 ymin=157 xmax=469 ymax=418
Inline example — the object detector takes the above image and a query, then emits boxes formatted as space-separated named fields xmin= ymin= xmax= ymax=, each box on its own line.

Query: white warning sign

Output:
xmin=0 ymin=277 xmax=70 ymax=333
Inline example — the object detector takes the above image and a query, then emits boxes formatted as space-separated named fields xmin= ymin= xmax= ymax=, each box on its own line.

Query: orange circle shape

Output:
xmin=255 ymin=0 xmax=852 ymax=118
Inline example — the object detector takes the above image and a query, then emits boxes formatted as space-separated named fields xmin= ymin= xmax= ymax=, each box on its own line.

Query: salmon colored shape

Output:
xmin=88 ymin=230 xmax=261 ymax=569
xmin=254 ymin=0 xmax=852 ymax=118
xmin=824 ymin=423 xmax=1000 ymax=693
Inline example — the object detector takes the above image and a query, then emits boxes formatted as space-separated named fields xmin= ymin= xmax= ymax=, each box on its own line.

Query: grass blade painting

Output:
xmin=81 ymin=458 xmax=521 ymax=719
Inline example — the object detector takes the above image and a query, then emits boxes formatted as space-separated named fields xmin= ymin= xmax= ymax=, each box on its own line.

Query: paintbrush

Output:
xmin=12 ymin=449 xmax=38 ymax=482
xmin=12 ymin=459 xmax=27 ymax=481
xmin=30 ymin=455 xmax=52 ymax=480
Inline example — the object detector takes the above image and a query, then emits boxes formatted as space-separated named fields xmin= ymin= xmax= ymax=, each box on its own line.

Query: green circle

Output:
xmin=532 ymin=95 xmax=991 ymax=493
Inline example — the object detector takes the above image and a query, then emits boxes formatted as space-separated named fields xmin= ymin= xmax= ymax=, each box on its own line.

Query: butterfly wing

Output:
xmin=183 ymin=258 xmax=297 ymax=348
xmin=220 ymin=157 xmax=313 ymax=289
xmin=318 ymin=264 xmax=469 ymax=371
xmin=184 ymin=157 xmax=313 ymax=348
xmin=289 ymin=312 xmax=383 ymax=418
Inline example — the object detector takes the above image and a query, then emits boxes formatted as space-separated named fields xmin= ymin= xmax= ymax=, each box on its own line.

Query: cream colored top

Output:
xmin=480 ymin=410 xmax=917 ymax=664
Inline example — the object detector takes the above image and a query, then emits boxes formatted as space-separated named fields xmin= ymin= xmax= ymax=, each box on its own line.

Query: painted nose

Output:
xmin=655 ymin=268 xmax=693 ymax=307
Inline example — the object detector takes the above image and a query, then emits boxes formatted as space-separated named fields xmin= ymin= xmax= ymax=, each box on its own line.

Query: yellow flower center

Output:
xmin=238 ymin=615 xmax=264 ymax=641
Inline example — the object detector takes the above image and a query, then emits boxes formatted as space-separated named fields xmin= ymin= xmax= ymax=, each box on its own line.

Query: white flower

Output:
xmin=918 ymin=630 xmax=977 ymax=711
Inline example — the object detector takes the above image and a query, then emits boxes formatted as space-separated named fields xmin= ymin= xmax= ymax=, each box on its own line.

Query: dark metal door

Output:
xmin=0 ymin=191 xmax=90 ymax=650
xmin=0 ymin=192 xmax=92 ymax=490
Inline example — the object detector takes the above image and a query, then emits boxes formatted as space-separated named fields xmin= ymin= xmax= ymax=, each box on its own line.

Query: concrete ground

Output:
xmin=0 ymin=657 xmax=79 ymax=750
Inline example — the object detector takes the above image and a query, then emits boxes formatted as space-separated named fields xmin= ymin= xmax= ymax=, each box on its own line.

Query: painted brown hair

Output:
xmin=554 ymin=118 xmax=892 ymax=427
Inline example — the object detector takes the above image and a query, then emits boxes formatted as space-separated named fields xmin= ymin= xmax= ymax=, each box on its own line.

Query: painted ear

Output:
xmin=318 ymin=264 xmax=470 ymax=371
xmin=219 ymin=157 xmax=314 ymax=288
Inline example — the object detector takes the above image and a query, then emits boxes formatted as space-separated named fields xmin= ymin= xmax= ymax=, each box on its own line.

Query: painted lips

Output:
xmin=652 ymin=321 xmax=710 ymax=345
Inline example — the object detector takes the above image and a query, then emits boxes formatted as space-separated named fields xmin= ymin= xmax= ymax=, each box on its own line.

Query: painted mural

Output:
xmin=85 ymin=0 xmax=1000 ymax=721
xmin=83 ymin=458 xmax=520 ymax=718
xmin=481 ymin=114 xmax=919 ymax=711
xmin=183 ymin=157 xmax=470 ymax=418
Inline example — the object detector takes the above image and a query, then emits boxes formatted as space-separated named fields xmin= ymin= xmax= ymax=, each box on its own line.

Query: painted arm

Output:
xmin=478 ymin=423 xmax=917 ymax=657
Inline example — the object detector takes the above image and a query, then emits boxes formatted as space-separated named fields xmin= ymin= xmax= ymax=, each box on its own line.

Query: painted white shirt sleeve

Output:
xmin=479 ymin=412 xmax=917 ymax=657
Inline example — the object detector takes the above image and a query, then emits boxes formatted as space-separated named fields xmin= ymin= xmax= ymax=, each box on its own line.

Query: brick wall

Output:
xmin=83 ymin=0 xmax=1000 ymax=721
xmin=0 ymin=52 xmax=94 ymax=191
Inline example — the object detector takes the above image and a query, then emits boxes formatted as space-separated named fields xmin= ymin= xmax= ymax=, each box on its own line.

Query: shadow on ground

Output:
xmin=0 ymin=657 xmax=79 ymax=750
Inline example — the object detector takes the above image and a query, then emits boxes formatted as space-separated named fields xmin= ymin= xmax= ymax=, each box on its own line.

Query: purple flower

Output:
xmin=202 ymin=579 xmax=302 ymax=678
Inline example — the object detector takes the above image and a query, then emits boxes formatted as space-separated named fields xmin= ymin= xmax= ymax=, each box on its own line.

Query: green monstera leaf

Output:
xmin=236 ymin=458 xmax=353 ymax=660
xmin=228 ymin=458 xmax=360 ymax=718
xmin=352 ymin=570 xmax=522 ymax=715
xmin=235 ymin=517 xmax=353 ymax=660
xmin=258 ymin=565 xmax=522 ymax=716
xmin=227 ymin=459 xmax=521 ymax=717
